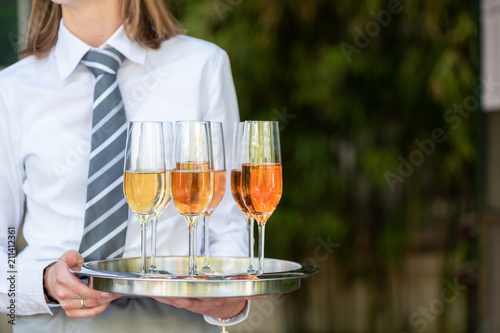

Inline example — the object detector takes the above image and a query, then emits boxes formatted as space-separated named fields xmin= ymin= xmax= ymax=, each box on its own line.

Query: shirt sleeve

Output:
xmin=0 ymin=90 xmax=54 ymax=316
xmin=202 ymin=48 xmax=248 ymax=258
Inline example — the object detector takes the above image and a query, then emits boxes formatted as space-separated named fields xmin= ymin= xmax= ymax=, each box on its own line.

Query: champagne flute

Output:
xmin=201 ymin=122 xmax=226 ymax=274
xmin=172 ymin=121 xmax=214 ymax=277
xmin=230 ymin=122 xmax=256 ymax=273
xmin=241 ymin=121 xmax=282 ymax=275
xmin=149 ymin=122 xmax=173 ymax=274
xmin=123 ymin=121 xmax=167 ymax=275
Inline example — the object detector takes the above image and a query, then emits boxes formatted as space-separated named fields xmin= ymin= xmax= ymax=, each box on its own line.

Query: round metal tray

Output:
xmin=73 ymin=256 xmax=318 ymax=298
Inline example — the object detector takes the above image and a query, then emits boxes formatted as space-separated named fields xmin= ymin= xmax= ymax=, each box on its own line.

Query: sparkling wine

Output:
xmin=204 ymin=170 xmax=226 ymax=217
xmin=154 ymin=170 xmax=172 ymax=213
xmin=172 ymin=169 xmax=214 ymax=221
xmin=176 ymin=161 xmax=210 ymax=170
xmin=124 ymin=170 xmax=167 ymax=223
xmin=241 ymin=163 xmax=282 ymax=224
xmin=230 ymin=169 xmax=253 ymax=219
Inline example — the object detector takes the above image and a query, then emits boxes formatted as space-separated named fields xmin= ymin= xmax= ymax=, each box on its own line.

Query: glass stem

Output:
xmin=188 ymin=222 xmax=197 ymax=277
xmin=257 ymin=222 xmax=266 ymax=275
xmin=150 ymin=216 xmax=158 ymax=274
xmin=140 ymin=221 xmax=148 ymax=275
xmin=203 ymin=215 xmax=211 ymax=270
xmin=219 ymin=318 xmax=229 ymax=333
xmin=247 ymin=218 xmax=256 ymax=273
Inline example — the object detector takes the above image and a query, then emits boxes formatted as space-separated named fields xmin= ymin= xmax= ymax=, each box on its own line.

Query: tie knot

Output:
xmin=82 ymin=47 xmax=126 ymax=77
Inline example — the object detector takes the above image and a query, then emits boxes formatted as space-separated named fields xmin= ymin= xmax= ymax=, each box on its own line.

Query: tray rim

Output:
xmin=74 ymin=256 xmax=318 ymax=282
xmin=71 ymin=256 xmax=319 ymax=297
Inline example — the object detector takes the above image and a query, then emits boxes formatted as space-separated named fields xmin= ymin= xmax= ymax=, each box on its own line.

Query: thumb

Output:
xmin=60 ymin=250 xmax=85 ymax=270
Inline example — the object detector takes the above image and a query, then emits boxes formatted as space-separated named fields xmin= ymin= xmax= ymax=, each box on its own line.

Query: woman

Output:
xmin=0 ymin=0 xmax=251 ymax=331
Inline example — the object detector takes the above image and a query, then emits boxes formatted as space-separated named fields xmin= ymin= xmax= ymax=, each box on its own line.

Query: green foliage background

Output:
xmin=0 ymin=1 xmax=18 ymax=67
xmin=174 ymin=0 xmax=479 ymax=331
xmin=172 ymin=0 xmax=478 ymax=260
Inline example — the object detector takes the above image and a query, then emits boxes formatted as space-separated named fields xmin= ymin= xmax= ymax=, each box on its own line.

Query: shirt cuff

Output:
xmin=15 ymin=260 xmax=55 ymax=315
xmin=203 ymin=300 xmax=250 ymax=326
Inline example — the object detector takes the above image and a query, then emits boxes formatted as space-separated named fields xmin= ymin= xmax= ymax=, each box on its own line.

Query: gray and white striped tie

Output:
xmin=79 ymin=48 xmax=129 ymax=261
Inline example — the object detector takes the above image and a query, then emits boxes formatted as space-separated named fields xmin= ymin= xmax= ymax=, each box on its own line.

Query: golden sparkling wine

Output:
xmin=176 ymin=161 xmax=210 ymax=170
xmin=241 ymin=163 xmax=283 ymax=224
xmin=154 ymin=170 xmax=173 ymax=214
xmin=204 ymin=170 xmax=226 ymax=217
xmin=124 ymin=170 xmax=167 ymax=223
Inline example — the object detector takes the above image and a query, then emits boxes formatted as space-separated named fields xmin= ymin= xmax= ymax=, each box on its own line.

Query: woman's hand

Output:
xmin=43 ymin=250 xmax=122 ymax=318
xmin=153 ymin=296 xmax=261 ymax=319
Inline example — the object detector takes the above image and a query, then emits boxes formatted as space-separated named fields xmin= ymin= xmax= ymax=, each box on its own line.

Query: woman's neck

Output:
xmin=60 ymin=1 xmax=123 ymax=47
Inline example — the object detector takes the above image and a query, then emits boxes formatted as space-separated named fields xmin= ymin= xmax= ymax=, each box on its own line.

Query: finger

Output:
xmin=153 ymin=297 xmax=183 ymax=309
xmin=65 ymin=301 xmax=112 ymax=319
xmin=59 ymin=250 xmax=84 ymax=270
xmin=54 ymin=273 xmax=116 ymax=306
xmin=64 ymin=293 xmax=122 ymax=310
xmin=190 ymin=298 xmax=226 ymax=308
xmin=151 ymin=297 xmax=178 ymax=308
xmin=57 ymin=252 xmax=118 ymax=302
xmin=56 ymin=286 xmax=107 ymax=309
xmin=155 ymin=297 xmax=195 ymax=309
xmin=167 ymin=298 xmax=196 ymax=309
xmin=54 ymin=271 xmax=91 ymax=298
xmin=83 ymin=293 xmax=122 ymax=308
xmin=76 ymin=286 xmax=122 ymax=306
xmin=171 ymin=298 xmax=231 ymax=315
xmin=52 ymin=251 xmax=86 ymax=296
xmin=198 ymin=295 xmax=263 ymax=303
xmin=53 ymin=265 xmax=106 ymax=300
xmin=181 ymin=297 xmax=248 ymax=318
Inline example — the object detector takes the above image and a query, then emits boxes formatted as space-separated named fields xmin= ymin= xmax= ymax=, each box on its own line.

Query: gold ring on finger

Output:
xmin=78 ymin=295 xmax=87 ymax=309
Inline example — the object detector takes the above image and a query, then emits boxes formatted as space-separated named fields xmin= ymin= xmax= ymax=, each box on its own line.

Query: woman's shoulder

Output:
xmin=0 ymin=54 xmax=53 ymax=90
xmin=158 ymin=35 xmax=228 ymax=60
xmin=0 ymin=55 xmax=40 ymax=80
xmin=0 ymin=54 xmax=54 ymax=112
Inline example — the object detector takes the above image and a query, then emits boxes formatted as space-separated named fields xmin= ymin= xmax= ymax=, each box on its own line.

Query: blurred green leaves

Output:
xmin=0 ymin=1 xmax=18 ymax=68
xmin=174 ymin=1 xmax=477 ymax=282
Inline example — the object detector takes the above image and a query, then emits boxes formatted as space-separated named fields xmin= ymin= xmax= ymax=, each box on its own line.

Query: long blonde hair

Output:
xmin=21 ymin=0 xmax=185 ymax=58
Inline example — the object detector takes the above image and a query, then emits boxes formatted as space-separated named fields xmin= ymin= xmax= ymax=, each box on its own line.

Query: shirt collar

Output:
xmin=54 ymin=20 xmax=147 ymax=80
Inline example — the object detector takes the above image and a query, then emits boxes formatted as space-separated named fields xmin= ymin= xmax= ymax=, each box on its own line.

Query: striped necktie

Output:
xmin=79 ymin=48 xmax=129 ymax=261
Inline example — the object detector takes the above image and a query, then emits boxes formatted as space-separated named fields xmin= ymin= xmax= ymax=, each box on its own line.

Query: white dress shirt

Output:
xmin=0 ymin=21 xmax=248 ymax=323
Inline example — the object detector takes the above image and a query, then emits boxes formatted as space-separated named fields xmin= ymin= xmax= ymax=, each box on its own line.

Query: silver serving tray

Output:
xmin=72 ymin=256 xmax=318 ymax=298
